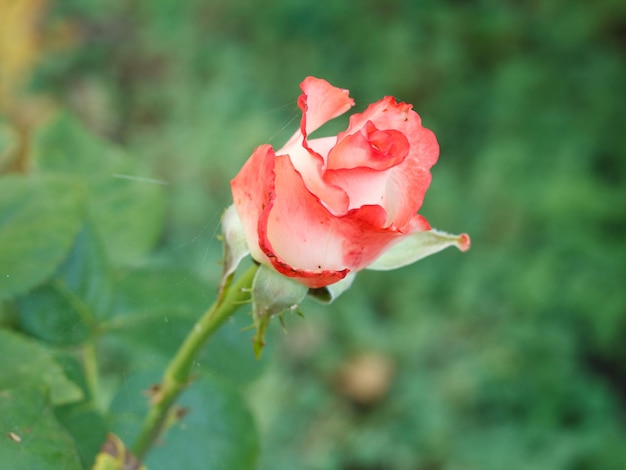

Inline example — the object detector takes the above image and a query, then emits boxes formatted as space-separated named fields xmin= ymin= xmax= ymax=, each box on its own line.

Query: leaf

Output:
xmin=33 ymin=113 xmax=164 ymax=265
xmin=107 ymin=269 xmax=264 ymax=385
xmin=89 ymin=173 xmax=164 ymax=265
xmin=0 ymin=174 xmax=82 ymax=301
xmin=55 ymin=401 xmax=109 ymax=468
xmin=56 ymin=222 xmax=112 ymax=319
xmin=17 ymin=222 xmax=111 ymax=344
xmin=0 ymin=329 xmax=83 ymax=405
xmin=0 ymin=386 xmax=82 ymax=470
xmin=366 ymin=228 xmax=470 ymax=271
xmin=109 ymin=370 xmax=258 ymax=470
xmin=17 ymin=284 xmax=92 ymax=344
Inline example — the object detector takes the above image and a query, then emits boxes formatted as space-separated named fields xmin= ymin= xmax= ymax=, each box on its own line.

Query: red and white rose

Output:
xmin=229 ymin=77 xmax=468 ymax=289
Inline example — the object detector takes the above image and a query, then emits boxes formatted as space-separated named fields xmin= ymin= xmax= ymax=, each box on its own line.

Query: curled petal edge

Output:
xmin=366 ymin=229 xmax=470 ymax=271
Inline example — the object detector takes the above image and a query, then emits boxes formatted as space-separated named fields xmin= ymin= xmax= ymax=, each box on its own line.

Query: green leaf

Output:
xmin=17 ymin=284 xmax=92 ymax=344
xmin=0 ymin=386 xmax=82 ymax=470
xmin=55 ymin=404 xmax=108 ymax=469
xmin=57 ymin=222 xmax=112 ymax=319
xmin=52 ymin=351 xmax=109 ymax=468
xmin=0 ymin=329 xmax=83 ymax=405
xmin=0 ymin=174 xmax=82 ymax=301
xmin=17 ymin=222 xmax=111 ymax=344
xmin=109 ymin=370 xmax=258 ymax=470
xmin=107 ymin=269 xmax=264 ymax=385
xmin=89 ymin=173 xmax=164 ymax=265
xmin=33 ymin=113 xmax=164 ymax=265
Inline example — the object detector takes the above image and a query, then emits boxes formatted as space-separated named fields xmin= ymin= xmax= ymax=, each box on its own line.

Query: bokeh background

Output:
xmin=2 ymin=0 xmax=625 ymax=468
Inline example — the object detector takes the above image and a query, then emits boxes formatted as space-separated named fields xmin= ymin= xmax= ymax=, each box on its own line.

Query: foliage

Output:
xmin=1 ymin=0 xmax=624 ymax=469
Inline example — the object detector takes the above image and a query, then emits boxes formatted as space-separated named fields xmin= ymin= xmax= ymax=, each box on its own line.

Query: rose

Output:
xmin=231 ymin=76 xmax=465 ymax=289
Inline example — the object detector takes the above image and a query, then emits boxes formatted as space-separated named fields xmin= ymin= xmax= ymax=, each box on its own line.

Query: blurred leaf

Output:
xmin=0 ymin=328 xmax=82 ymax=405
xmin=89 ymin=173 xmax=164 ymax=265
xmin=57 ymin=222 xmax=111 ymax=319
xmin=56 ymin=404 xmax=108 ymax=469
xmin=0 ymin=385 xmax=82 ymax=470
xmin=17 ymin=1 xmax=626 ymax=468
xmin=51 ymin=351 xmax=110 ymax=468
xmin=109 ymin=370 xmax=258 ymax=470
xmin=107 ymin=269 xmax=264 ymax=385
xmin=33 ymin=113 xmax=164 ymax=264
xmin=17 ymin=222 xmax=111 ymax=344
xmin=0 ymin=174 xmax=82 ymax=301
xmin=17 ymin=283 xmax=92 ymax=344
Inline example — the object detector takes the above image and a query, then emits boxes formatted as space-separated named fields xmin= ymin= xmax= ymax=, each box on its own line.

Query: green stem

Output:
xmin=132 ymin=264 xmax=258 ymax=459
xmin=82 ymin=341 xmax=102 ymax=411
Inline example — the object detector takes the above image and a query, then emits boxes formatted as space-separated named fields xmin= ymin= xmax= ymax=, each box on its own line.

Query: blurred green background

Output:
xmin=2 ymin=0 xmax=625 ymax=468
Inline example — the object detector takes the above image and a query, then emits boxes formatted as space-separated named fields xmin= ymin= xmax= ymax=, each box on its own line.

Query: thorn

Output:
xmin=174 ymin=406 xmax=190 ymax=420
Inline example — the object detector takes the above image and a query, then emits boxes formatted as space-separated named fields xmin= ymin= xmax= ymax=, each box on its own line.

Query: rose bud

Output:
xmin=230 ymin=77 xmax=468 ymax=289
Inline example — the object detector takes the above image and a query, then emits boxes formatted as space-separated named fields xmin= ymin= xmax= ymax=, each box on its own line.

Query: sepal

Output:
xmin=367 ymin=229 xmax=470 ymax=271
xmin=251 ymin=264 xmax=308 ymax=358
xmin=308 ymin=272 xmax=356 ymax=304
xmin=219 ymin=205 xmax=250 ymax=295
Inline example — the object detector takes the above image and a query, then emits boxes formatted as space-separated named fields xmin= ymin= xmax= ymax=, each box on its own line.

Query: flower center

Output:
xmin=326 ymin=120 xmax=409 ymax=171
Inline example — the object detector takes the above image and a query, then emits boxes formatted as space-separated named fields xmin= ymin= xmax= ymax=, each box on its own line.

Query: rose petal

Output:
xmin=279 ymin=76 xmax=354 ymax=156
xmin=279 ymin=136 xmax=348 ymax=215
xmin=324 ymin=166 xmax=390 ymax=214
xmin=338 ymin=96 xmax=439 ymax=228
xmin=327 ymin=122 xmax=409 ymax=171
xmin=276 ymin=77 xmax=356 ymax=216
xmin=230 ymin=144 xmax=275 ymax=266
xmin=323 ymin=121 xmax=412 ymax=220
xmin=299 ymin=76 xmax=355 ymax=136
xmin=258 ymin=155 xmax=418 ymax=288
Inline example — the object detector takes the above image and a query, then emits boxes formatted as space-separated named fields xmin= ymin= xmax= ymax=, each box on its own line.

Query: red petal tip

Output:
xmin=458 ymin=233 xmax=471 ymax=252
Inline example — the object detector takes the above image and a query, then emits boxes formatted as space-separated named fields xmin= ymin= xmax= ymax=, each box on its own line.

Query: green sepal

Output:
xmin=219 ymin=204 xmax=250 ymax=297
xmin=307 ymin=272 xmax=356 ymax=304
xmin=367 ymin=228 xmax=470 ymax=271
xmin=251 ymin=265 xmax=308 ymax=358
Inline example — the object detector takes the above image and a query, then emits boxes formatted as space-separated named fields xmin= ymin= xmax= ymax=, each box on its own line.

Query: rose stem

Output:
xmin=132 ymin=263 xmax=258 ymax=459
